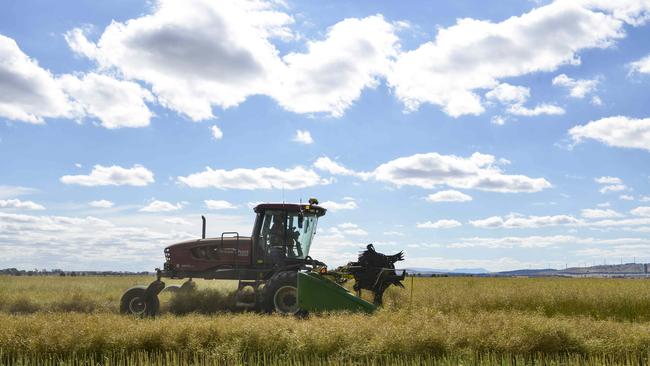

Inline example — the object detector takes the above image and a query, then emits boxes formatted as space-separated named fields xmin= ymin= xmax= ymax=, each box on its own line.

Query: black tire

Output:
xmin=161 ymin=284 xmax=181 ymax=293
xmin=120 ymin=287 xmax=160 ymax=316
xmin=262 ymin=271 xmax=300 ymax=315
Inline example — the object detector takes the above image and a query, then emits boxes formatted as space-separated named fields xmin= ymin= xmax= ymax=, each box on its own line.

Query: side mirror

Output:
xmin=298 ymin=213 xmax=304 ymax=229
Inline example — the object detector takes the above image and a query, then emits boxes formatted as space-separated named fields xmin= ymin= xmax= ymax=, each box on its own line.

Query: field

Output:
xmin=3 ymin=275 xmax=650 ymax=365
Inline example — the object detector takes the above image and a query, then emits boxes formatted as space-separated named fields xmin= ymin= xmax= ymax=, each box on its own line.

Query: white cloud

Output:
xmin=486 ymin=83 xmax=530 ymax=105
xmin=599 ymin=184 xmax=627 ymax=193
xmin=178 ymin=166 xmax=326 ymax=190
xmin=164 ymin=217 xmax=192 ymax=225
xmin=620 ymin=194 xmax=635 ymax=201
xmin=292 ymin=130 xmax=313 ymax=144
xmin=65 ymin=0 xmax=292 ymax=121
xmin=417 ymin=219 xmax=462 ymax=229
xmin=581 ymin=208 xmax=623 ymax=219
xmin=631 ymin=206 xmax=650 ymax=217
xmin=470 ymin=214 xmax=582 ymax=229
xmin=274 ymin=15 xmax=399 ymax=116
xmin=383 ymin=231 xmax=404 ymax=236
xmin=57 ymin=73 xmax=154 ymax=128
xmin=486 ymin=83 xmax=564 ymax=118
xmin=0 ymin=199 xmax=45 ymax=210
xmin=0 ymin=185 xmax=38 ymax=199
xmin=591 ymin=95 xmax=603 ymax=106
xmin=447 ymin=235 xmax=650 ymax=249
xmin=374 ymin=152 xmax=551 ymax=193
xmin=0 ymin=34 xmax=73 ymax=123
xmin=640 ymin=196 xmax=650 ymax=202
xmin=595 ymin=176 xmax=622 ymax=184
xmin=331 ymin=222 xmax=368 ymax=236
xmin=597 ymin=202 xmax=611 ymax=207
xmin=387 ymin=1 xmax=633 ymax=117
xmin=506 ymin=103 xmax=565 ymax=116
xmin=60 ymin=164 xmax=154 ymax=186
xmin=425 ymin=190 xmax=473 ymax=202
xmin=140 ymin=200 xmax=183 ymax=212
xmin=65 ymin=2 xmax=398 ymax=119
xmin=552 ymin=74 xmax=599 ymax=98
xmin=88 ymin=200 xmax=114 ymax=208
xmin=629 ymin=54 xmax=650 ymax=74
xmin=204 ymin=199 xmax=237 ymax=210
xmin=320 ymin=199 xmax=358 ymax=212
xmin=313 ymin=156 xmax=371 ymax=180
xmin=570 ymin=116 xmax=650 ymax=152
xmin=211 ymin=125 xmax=223 ymax=140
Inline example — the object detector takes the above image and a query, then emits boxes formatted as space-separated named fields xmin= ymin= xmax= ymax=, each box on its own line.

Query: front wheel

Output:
xmin=262 ymin=271 xmax=300 ymax=315
xmin=120 ymin=287 xmax=160 ymax=316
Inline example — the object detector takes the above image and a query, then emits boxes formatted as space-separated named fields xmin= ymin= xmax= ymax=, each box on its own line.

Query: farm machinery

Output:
xmin=121 ymin=198 xmax=406 ymax=316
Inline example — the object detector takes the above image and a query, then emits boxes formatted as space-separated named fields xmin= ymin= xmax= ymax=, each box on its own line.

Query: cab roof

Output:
xmin=253 ymin=203 xmax=326 ymax=217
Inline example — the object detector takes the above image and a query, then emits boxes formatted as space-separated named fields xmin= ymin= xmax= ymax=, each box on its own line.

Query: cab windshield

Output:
xmin=259 ymin=210 xmax=319 ymax=259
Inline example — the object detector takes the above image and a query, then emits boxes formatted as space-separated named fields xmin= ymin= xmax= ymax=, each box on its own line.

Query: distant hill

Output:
xmin=404 ymin=263 xmax=650 ymax=277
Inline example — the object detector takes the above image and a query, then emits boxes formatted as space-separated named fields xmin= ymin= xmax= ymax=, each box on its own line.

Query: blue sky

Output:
xmin=2 ymin=0 xmax=650 ymax=271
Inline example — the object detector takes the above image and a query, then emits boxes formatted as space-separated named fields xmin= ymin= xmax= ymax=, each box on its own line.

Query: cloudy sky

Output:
xmin=2 ymin=0 xmax=650 ymax=271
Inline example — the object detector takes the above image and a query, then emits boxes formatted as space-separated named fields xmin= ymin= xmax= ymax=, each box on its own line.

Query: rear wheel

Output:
xmin=120 ymin=287 xmax=160 ymax=316
xmin=262 ymin=271 xmax=300 ymax=315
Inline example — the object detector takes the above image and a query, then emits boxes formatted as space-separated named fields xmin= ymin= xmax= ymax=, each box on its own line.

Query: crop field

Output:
xmin=3 ymin=275 xmax=650 ymax=365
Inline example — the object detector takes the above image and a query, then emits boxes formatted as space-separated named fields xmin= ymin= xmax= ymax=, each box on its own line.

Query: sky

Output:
xmin=1 ymin=0 xmax=650 ymax=272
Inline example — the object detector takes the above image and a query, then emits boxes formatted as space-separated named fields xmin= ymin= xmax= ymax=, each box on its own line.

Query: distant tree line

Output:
xmin=0 ymin=268 xmax=152 ymax=276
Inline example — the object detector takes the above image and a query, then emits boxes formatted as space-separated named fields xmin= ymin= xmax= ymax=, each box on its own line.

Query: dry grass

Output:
xmin=3 ymin=275 xmax=650 ymax=365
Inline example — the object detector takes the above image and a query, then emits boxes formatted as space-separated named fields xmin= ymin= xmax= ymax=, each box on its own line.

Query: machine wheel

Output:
xmin=120 ymin=287 xmax=160 ymax=316
xmin=262 ymin=271 xmax=300 ymax=315
xmin=161 ymin=284 xmax=181 ymax=293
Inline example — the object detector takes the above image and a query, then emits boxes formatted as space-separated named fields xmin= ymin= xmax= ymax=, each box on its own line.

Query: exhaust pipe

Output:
xmin=201 ymin=215 xmax=206 ymax=239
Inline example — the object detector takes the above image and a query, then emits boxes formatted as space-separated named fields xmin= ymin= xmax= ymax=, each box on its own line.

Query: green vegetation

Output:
xmin=2 ymin=275 xmax=650 ymax=365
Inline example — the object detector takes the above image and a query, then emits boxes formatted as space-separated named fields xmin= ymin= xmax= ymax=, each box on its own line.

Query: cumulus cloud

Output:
xmin=313 ymin=157 xmax=371 ymax=180
xmin=600 ymin=184 xmax=627 ymax=194
xmin=506 ymin=103 xmax=565 ymax=116
xmin=447 ymin=235 xmax=650 ymax=249
xmin=61 ymin=164 xmax=155 ymax=186
xmin=204 ymin=199 xmax=237 ymax=210
xmin=273 ymin=15 xmax=398 ymax=116
xmin=470 ymin=214 xmax=582 ymax=228
xmin=0 ymin=34 xmax=73 ymax=123
xmin=65 ymin=1 xmax=399 ymax=119
xmin=140 ymin=200 xmax=183 ymax=212
xmin=88 ymin=200 xmax=114 ymax=208
xmin=581 ymin=208 xmax=623 ymax=218
xmin=0 ymin=211 xmax=205 ymax=270
xmin=569 ymin=116 xmax=650 ymax=152
xmin=417 ymin=219 xmax=462 ymax=229
xmin=320 ymin=198 xmax=358 ymax=212
xmin=552 ymin=74 xmax=599 ymax=98
xmin=292 ymin=130 xmax=313 ymax=144
xmin=0 ymin=185 xmax=38 ymax=199
xmin=486 ymin=83 xmax=530 ymax=105
xmin=486 ymin=83 xmax=564 ymax=118
xmin=620 ymin=194 xmax=635 ymax=201
xmin=387 ymin=1 xmax=636 ymax=117
xmin=595 ymin=176 xmax=622 ymax=184
xmin=65 ymin=0 xmax=292 ymax=121
xmin=58 ymin=73 xmax=154 ymax=128
xmin=211 ymin=125 xmax=223 ymax=140
xmin=177 ymin=166 xmax=326 ymax=190
xmin=425 ymin=190 xmax=473 ymax=202
xmin=631 ymin=206 xmax=650 ymax=217
xmin=374 ymin=152 xmax=551 ymax=193
xmin=629 ymin=54 xmax=650 ymax=74
xmin=0 ymin=199 xmax=45 ymax=210
xmin=328 ymin=222 xmax=368 ymax=236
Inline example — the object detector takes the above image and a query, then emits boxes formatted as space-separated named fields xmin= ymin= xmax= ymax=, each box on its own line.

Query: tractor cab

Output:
xmin=252 ymin=201 xmax=325 ymax=263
